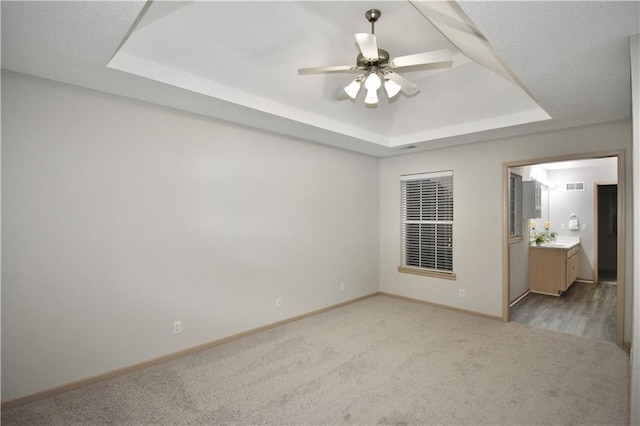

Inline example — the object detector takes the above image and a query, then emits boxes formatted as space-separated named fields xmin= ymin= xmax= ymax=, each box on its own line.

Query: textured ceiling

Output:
xmin=2 ymin=1 xmax=638 ymax=157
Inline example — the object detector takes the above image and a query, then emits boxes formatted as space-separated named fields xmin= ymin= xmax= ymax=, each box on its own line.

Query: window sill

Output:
xmin=397 ymin=266 xmax=457 ymax=281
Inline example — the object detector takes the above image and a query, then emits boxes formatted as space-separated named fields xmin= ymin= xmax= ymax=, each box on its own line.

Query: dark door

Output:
xmin=597 ymin=184 xmax=617 ymax=283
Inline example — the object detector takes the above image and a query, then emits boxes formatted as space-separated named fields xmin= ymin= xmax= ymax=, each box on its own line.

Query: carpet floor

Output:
xmin=1 ymin=295 xmax=630 ymax=425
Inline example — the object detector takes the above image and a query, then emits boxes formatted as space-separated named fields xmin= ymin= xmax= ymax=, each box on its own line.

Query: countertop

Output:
xmin=530 ymin=238 xmax=580 ymax=250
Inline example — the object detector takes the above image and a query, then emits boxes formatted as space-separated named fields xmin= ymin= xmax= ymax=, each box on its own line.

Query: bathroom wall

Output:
xmin=548 ymin=162 xmax=617 ymax=280
xmin=508 ymin=165 xmax=550 ymax=303
xmin=509 ymin=159 xmax=617 ymax=301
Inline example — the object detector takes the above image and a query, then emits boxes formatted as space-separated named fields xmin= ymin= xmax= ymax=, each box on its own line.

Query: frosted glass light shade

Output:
xmin=384 ymin=78 xmax=401 ymax=98
xmin=364 ymin=73 xmax=381 ymax=105
xmin=364 ymin=72 xmax=381 ymax=90
xmin=344 ymin=77 xmax=362 ymax=99
xmin=364 ymin=89 xmax=379 ymax=105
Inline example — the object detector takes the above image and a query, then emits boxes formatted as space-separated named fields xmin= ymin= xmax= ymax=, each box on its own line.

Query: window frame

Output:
xmin=509 ymin=172 xmax=524 ymax=243
xmin=398 ymin=170 xmax=456 ymax=280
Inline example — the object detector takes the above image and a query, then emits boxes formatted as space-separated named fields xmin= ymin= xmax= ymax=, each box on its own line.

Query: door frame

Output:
xmin=502 ymin=149 xmax=626 ymax=346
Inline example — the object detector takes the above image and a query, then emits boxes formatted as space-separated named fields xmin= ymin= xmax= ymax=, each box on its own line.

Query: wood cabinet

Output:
xmin=529 ymin=244 xmax=580 ymax=296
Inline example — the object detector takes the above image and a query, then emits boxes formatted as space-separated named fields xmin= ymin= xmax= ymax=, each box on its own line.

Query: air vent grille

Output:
xmin=566 ymin=182 xmax=585 ymax=191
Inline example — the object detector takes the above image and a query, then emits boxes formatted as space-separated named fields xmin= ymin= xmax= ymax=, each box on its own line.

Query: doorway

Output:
xmin=502 ymin=151 xmax=625 ymax=346
xmin=595 ymin=183 xmax=618 ymax=284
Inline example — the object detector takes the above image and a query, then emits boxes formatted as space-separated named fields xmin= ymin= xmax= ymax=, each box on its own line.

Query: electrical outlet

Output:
xmin=275 ymin=297 xmax=282 ymax=308
xmin=173 ymin=320 xmax=182 ymax=335
xmin=561 ymin=224 xmax=566 ymax=230
xmin=340 ymin=282 xmax=345 ymax=291
xmin=582 ymin=224 xmax=587 ymax=231
xmin=459 ymin=289 xmax=465 ymax=298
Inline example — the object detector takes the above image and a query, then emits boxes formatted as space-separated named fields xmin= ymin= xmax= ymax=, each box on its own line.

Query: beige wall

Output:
xmin=2 ymin=69 xmax=635 ymax=405
xmin=1 ymin=71 xmax=380 ymax=401
xmin=548 ymin=165 xmax=618 ymax=280
xmin=508 ymin=165 xmax=548 ymax=304
xmin=379 ymin=120 xmax=632 ymax=324
xmin=629 ymin=33 xmax=639 ymax=426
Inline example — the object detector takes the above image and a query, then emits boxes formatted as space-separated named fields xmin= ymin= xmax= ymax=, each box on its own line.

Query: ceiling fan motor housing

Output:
xmin=357 ymin=49 xmax=390 ymax=70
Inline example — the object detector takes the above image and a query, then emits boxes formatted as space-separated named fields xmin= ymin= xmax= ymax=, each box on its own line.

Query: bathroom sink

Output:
xmin=533 ymin=240 xmax=579 ymax=249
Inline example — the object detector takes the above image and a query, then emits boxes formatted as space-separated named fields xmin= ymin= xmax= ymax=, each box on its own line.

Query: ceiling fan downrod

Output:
xmin=365 ymin=9 xmax=381 ymax=34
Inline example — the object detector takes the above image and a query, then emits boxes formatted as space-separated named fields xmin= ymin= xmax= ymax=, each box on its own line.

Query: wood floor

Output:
xmin=510 ymin=281 xmax=617 ymax=342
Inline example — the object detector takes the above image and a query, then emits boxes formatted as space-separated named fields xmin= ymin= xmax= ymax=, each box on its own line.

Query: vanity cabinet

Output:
xmin=523 ymin=180 xmax=541 ymax=218
xmin=529 ymin=244 xmax=580 ymax=296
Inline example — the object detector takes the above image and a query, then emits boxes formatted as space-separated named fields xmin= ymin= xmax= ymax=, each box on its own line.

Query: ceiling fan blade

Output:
xmin=355 ymin=33 xmax=379 ymax=60
xmin=297 ymin=65 xmax=355 ymax=75
xmin=384 ymin=71 xmax=420 ymax=96
xmin=389 ymin=49 xmax=453 ymax=69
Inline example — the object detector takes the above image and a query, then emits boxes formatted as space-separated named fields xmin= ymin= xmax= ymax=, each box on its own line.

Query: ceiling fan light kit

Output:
xmin=344 ymin=75 xmax=364 ymax=99
xmin=298 ymin=9 xmax=453 ymax=106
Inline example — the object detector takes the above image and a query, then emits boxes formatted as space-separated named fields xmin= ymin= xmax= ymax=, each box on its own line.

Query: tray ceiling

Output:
xmin=2 ymin=1 xmax=638 ymax=157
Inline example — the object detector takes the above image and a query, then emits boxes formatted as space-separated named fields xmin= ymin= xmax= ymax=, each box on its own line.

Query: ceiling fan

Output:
xmin=297 ymin=9 xmax=453 ymax=105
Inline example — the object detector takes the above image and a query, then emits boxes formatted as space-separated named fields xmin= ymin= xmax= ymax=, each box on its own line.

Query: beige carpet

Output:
xmin=2 ymin=295 xmax=630 ymax=425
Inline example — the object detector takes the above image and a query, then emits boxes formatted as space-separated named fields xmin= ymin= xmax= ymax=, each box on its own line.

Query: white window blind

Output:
xmin=401 ymin=171 xmax=454 ymax=272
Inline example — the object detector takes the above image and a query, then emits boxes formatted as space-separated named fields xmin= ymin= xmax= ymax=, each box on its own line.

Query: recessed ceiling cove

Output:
xmin=108 ymin=1 xmax=550 ymax=150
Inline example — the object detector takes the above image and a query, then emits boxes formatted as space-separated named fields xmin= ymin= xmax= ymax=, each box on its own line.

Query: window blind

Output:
xmin=401 ymin=171 xmax=453 ymax=272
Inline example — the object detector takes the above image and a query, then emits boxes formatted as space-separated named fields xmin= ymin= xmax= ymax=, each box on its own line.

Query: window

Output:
xmin=399 ymin=171 xmax=454 ymax=279
xmin=510 ymin=172 xmax=523 ymax=239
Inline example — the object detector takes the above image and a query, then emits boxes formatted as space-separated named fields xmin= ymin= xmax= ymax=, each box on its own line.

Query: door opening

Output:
xmin=504 ymin=152 xmax=625 ymax=346
xmin=595 ymin=184 xmax=618 ymax=284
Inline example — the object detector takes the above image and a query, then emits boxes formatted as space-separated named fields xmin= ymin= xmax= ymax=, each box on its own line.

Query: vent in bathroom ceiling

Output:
xmin=566 ymin=182 xmax=585 ymax=191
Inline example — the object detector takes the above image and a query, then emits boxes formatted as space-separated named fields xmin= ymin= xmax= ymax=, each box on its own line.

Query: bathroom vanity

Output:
xmin=529 ymin=239 xmax=580 ymax=296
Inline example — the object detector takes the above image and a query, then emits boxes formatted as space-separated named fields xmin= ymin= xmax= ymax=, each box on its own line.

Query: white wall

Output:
xmin=507 ymin=165 xmax=545 ymax=303
xmin=629 ymin=32 xmax=639 ymax=426
xmin=509 ymin=240 xmax=529 ymax=303
xmin=1 ymin=71 xmax=380 ymax=401
xmin=548 ymin=165 xmax=617 ymax=281
xmin=380 ymin=121 xmax=632 ymax=322
xmin=2 ymin=68 xmax=635 ymax=405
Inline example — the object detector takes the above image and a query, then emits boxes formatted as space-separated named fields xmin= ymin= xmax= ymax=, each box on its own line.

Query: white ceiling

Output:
xmin=2 ymin=1 xmax=638 ymax=157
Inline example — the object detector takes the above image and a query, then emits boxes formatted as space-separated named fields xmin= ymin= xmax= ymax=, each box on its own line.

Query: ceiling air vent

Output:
xmin=566 ymin=182 xmax=585 ymax=191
